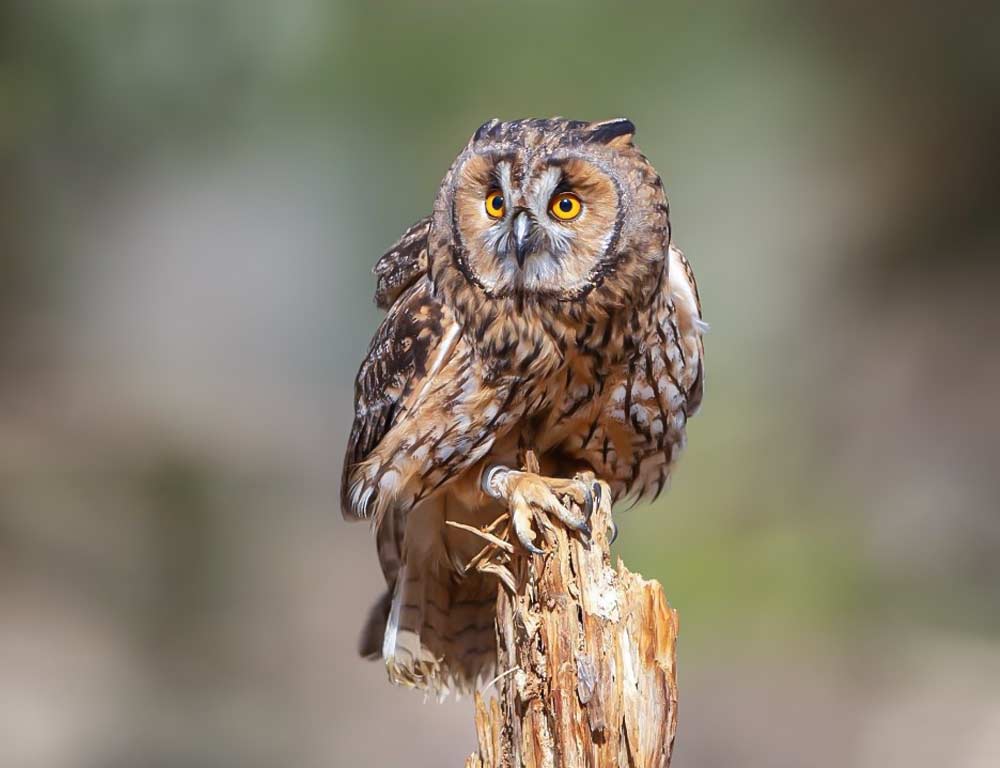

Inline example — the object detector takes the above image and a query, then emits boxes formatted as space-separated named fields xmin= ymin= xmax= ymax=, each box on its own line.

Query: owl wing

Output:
xmin=344 ymin=274 xmax=516 ymax=691
xmin=342 ymin=275 xmax=510 ymax=522
xmin=341 ymin=276 xmax=449 ymax=518
xmin=668 ymin=243 xmax=705 ymax=414
xmin=373 ymin=216 xmax=431 ymax=310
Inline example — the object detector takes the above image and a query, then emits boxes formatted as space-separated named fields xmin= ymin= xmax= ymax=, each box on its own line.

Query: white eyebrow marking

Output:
xmin=532 ymin=166 xmax=563 ymax=212
xmin=497 ymin=161 xmax=513 ymax=195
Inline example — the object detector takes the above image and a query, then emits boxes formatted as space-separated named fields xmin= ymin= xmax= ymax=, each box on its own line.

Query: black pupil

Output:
xmin=559 ymin=197 xmax=573 ymax=212
xmin=490 ymin=195 xmax=503 ymax=211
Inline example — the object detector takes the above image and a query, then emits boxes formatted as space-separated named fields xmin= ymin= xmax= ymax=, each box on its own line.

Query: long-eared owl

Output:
xmin=341 ymin=118 xmax=705 ymax=692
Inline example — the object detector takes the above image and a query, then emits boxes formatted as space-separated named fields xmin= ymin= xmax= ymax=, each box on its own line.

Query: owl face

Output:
xmin=438 ymin=118 xmax=663 ymax=303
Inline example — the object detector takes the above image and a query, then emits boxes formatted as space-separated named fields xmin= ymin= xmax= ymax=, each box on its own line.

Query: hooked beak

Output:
xmin=512 ymin=211 xmax=532 ymax=268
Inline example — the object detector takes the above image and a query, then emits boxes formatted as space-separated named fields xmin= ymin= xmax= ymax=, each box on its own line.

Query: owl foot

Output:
xmin=572 ymin=470 xmax=617 ymax=543
xmin=482 ymin=465 xmax=597 ymax=555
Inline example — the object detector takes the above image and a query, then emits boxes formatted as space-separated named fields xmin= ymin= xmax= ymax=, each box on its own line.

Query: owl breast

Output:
xmin=498 ymin=279 xmax=698 ymax=503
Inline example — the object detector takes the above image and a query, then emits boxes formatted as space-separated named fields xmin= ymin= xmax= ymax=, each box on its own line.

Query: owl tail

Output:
xmin=359 ymin=564 xmax=498 ymax=694
xmin=358 ymin=590 xmax=392 ymax=660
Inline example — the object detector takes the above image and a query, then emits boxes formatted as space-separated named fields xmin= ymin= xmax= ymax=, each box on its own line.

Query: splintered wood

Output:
xmin=465 ymin=484 xmax=679 ymax=768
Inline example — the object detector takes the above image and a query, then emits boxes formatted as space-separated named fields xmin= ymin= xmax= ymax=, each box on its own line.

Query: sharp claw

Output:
xmin=581 ymin=483 xmax=595 ymax=522
xmin=558 ymin=498 xmax=591 ymax=537
xmin=495 ymin=468 xmax=611 ymax=555
xmin=513 ymin=507 xmax=545 ymax=555
xmin=523 ymin=539 xmax=545 ymax=556
xmin=608 ymin=517 xmax=619 ymax=544
xmin=550 ymin=496 xmax=590 ymax=538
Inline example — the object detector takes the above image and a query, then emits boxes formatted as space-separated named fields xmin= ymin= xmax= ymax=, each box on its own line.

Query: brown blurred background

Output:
xmin=2 ymin=2 xmax=998 ymax=766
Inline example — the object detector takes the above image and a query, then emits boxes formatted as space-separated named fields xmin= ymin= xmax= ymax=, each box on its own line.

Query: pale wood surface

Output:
xmin=465 ymin=481 xmax=679 ymax=768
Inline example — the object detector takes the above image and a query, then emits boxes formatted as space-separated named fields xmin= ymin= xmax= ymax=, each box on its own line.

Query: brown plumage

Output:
xmin=342 ymin=118 xmax=705 ymax=692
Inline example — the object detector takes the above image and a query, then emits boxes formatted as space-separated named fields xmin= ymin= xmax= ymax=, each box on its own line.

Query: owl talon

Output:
xmin=512 ymin=504 xmax=546 ymax=555
xmin=590 ymin=479 xmax=617 ymax=544
xmin=555 ymin=503 xmax=592 ymax=537
xmin=572 ymin=475 xmax=615 ymax=544
xmin=483 ymin=465 xmax=595 ymax=553
xmin=579 ymin=483 xmax=595 ymax=523
xmin=519 ymin=537 xmax=546 ymax=556
xmin=590 ymin=482 xmax=602 ymax=520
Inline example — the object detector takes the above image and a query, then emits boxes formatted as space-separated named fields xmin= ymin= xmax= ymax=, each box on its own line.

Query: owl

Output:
xmin=341 ymin=118 xmax=705 ymax=692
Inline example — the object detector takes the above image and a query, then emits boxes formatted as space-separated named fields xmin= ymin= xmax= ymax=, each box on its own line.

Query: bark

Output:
xmin=465 ymin=486 xmax=679 ymax=768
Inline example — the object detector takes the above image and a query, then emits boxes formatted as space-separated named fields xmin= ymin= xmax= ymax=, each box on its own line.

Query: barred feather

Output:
xmin=342 ymin=119 xmax=705 ymax=695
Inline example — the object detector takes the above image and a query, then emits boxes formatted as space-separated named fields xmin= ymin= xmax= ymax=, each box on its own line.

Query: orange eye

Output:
xmin=550 ymin=192 xmax=582 ymax=221
xmin=485 ymin=189 xmax=505 ymax=218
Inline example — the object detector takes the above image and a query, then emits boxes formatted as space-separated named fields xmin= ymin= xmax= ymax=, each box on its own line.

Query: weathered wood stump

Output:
xmin=465 ymin=482 xmax=679 ymax=768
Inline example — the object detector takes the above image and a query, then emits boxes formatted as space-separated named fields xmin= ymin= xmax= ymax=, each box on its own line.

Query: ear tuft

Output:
xmin=473 ymin=118 xmax=501 ymax=143
xmin=586 ymin=118 xmax=635 ymax=148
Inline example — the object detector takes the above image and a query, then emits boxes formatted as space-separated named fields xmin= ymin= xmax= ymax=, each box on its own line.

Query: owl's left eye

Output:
xmin=550 ymin=192 xmax=582 ymax=221
xmin=485 ymin=189 xmax=505 ymax=219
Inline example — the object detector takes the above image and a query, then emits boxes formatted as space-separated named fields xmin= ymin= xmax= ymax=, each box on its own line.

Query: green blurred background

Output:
xmin=2 ymin=2 xmax=999 ymax=766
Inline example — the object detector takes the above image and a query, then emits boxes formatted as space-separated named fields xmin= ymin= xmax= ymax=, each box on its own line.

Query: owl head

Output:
xmin=430 ymin=118 xmax=669 ymax=308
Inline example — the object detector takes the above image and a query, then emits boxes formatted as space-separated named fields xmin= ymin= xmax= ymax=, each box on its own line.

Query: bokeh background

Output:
xmin=3 ymin=2 xmax=999 ymax=766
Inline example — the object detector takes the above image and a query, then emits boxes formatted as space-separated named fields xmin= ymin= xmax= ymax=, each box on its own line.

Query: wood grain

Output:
xmin=466 ymin=483 xmax=678 ymax=767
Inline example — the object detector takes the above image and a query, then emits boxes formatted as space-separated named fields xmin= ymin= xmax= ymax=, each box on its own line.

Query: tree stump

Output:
xmin=465 ymin=480 xmax=679 ymax=768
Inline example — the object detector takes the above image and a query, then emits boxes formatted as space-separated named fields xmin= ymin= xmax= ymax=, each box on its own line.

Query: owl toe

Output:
xmin=511 ymin=500 xmax=546 ymax=555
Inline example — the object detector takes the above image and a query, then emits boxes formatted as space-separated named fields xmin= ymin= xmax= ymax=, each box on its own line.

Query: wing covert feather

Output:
xmin=373 ymin=216 xmax=431 ymax=310
xmin=341 ymin=278 xmax=508 ymax=522
xmin=341 ymin=279 xmax=445 ymax=517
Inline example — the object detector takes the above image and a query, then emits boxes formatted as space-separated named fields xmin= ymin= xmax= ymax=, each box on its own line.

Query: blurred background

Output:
xmin=2 ymin=1 xmax=998 ymax=766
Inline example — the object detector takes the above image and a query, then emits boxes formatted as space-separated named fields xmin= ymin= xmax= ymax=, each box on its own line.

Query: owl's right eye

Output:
xmin=485 ymin=189 xmax=505 ymax=219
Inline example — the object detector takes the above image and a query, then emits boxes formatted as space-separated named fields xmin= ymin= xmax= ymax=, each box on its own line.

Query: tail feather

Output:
xmin=358 ymin=495 xmax=502 ymax=693
xmin=358 ymin=590 xmax=391 ymax=659
xmin=358 ymin=565 xmax=499 ymax=693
